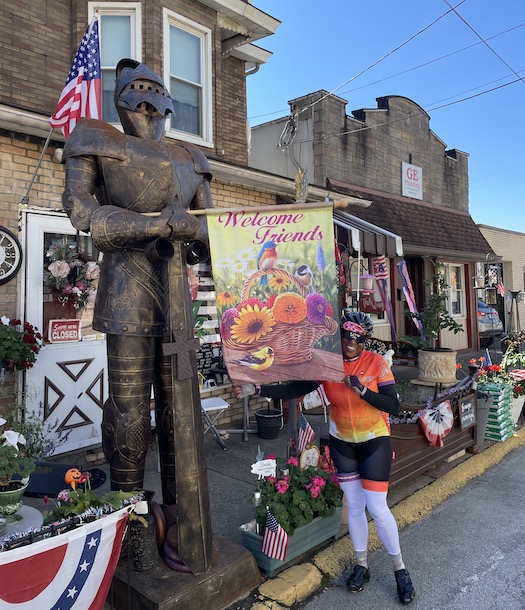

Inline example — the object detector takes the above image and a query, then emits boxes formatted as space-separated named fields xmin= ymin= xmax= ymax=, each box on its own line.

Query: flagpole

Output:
xmin=20 ymin=127 xmax=55 ymax=206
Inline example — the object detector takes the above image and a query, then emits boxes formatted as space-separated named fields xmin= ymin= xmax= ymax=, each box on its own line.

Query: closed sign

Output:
xmin=48 ymin=319 xmax=81 ymax=343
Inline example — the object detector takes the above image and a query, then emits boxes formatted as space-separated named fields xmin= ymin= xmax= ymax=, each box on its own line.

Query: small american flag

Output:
xmin=298 ymin=412 xmax=315 ymax=453
xmin=50 ymin=15 xmax=101 ymax=138
xmin=261 ymin=510 xmax=288 ymax=561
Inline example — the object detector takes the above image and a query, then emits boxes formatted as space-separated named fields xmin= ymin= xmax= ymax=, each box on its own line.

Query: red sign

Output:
xmin=48 ymin=319 xmax=82 ymax=343
xmin=359 ymin=295 xmax=384 ymax=313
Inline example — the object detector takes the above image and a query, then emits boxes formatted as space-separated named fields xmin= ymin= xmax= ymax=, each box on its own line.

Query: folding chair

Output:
xmin=201 ymin=397 xmax=230 ymax=450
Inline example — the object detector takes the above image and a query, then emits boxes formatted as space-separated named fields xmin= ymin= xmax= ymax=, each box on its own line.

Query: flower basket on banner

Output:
xmin=222 ymin=269 xmax=338 ymax=366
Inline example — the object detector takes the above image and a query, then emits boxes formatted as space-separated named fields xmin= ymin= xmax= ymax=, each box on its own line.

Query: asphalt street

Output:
xmin=298 ymin=442 xmax=525 ymax=610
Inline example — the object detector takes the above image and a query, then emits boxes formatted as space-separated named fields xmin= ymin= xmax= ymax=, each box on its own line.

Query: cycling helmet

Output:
xmin=340 ymin=310 xmax=374 ymax=340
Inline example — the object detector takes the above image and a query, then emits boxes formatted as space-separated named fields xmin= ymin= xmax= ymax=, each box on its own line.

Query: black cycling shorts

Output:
xmin=329 ymin=434 xmax=392 ymax=482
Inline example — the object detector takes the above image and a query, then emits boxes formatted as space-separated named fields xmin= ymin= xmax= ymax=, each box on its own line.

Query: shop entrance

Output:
xmin=23 ymin=211 xmax=107 ymax=455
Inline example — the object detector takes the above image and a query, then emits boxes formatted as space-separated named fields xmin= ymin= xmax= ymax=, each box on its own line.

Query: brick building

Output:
xmin=250 ymin=90 xmax=496 ymax=350
xmin=1 ymin=0 xmax=315 ymax=449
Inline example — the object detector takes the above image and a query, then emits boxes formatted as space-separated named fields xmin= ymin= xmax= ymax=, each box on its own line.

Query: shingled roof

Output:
xmin=328 ymin=178 xmax=494 ymax=260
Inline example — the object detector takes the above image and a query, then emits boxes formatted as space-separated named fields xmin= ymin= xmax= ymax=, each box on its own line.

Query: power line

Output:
xmin=276 ymin=0 xmax=468 ymax=149
xmin=443 ymin=0 xmax=525 ymax=87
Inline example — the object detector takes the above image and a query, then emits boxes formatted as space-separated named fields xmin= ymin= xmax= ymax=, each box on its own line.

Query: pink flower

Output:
xmin=85 ymin=261 xmax=100 ymax=280
xmin=276 ymin=479 xmax=289 ymax=494
xmin=48 ymin=260 xmax=71 ymax=279
xmin=287 ymin=456 xmax=299 ymax=467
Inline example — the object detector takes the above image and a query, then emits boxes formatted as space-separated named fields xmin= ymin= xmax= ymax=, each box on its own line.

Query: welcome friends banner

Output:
xmin=207 ymin=203 xmax=344 ymax=383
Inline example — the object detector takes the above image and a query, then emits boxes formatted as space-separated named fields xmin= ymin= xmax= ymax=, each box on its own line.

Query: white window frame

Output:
xmin=445 ymin=263 xmax=466 ymax=318
xmin=163 ymin=9 xmax=213 ymax=148
xmin=89 ymin=2 xmax=142 ymax=125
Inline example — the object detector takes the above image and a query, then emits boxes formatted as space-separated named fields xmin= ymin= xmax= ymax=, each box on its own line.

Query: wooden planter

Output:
xmin=390 ymin=397 xmax=475 ymax=487
xmin=241 ymin=506 xmax=343 ymax=577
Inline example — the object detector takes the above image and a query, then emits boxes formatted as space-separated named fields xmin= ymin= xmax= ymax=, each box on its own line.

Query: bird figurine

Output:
xmin=257 ymin=241 xmax=278 ymax=286
xmin=294 ymin=264 xmax=314 ymax=292
xmin=234 ymin=346 xmax=275 ymax=371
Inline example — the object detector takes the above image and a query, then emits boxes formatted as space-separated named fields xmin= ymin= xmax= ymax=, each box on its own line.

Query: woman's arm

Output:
xmin=362 ymin=383 xmax=400 ymax=416
xmin=233 ymin=380 xmax=319 ymax=400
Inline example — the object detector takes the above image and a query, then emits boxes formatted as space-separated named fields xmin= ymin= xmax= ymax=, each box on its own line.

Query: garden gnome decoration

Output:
xmin=61 ymin=59 xmax=213 ymax=573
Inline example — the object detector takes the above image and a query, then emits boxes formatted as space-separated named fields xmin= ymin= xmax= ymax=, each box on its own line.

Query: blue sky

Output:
xmin=247 ymin=0 xmax=525 ymax=233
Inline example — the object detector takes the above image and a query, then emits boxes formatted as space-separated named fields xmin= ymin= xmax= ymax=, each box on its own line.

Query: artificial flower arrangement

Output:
xmin=43 ymin=241 xmax=100 ymax=311
xmin=251 ymin=443 xmax=343 ymax=536
xmin=0 ymin=316 xmax=42 ymax=372
xmin=0 ymin=416 xmax=36 ymax=488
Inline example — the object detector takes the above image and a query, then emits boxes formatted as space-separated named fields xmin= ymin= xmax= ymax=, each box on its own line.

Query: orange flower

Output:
xmin=272 ymin=292 xmax=307 ymax=324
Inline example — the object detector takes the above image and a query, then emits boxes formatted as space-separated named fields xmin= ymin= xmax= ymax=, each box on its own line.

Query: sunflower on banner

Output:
xmin=207 ymin=204 xmax=344 ymax=383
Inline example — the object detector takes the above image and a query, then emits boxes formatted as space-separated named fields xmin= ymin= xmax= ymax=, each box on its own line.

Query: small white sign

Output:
xmin=48 ymin=319 xmax=81 ymax=343
xmin=251 ymin=458 xmax=277 ymax=480
xmin=402 ymin=162 xmax=423 ymax=200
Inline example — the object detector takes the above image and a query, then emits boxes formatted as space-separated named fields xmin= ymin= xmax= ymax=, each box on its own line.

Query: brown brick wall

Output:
xmin=1 ymin=0 xmax=250 ymax=166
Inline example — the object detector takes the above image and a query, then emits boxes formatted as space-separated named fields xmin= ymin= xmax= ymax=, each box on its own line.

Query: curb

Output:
xmin=250 ymin=428 xmax=525 ymax=609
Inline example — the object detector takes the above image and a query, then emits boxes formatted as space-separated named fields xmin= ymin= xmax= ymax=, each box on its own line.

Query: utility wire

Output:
xmin=249 ymin=16 xmax=525 ymax=125
xmin=276 ymin=0 xmax=467 ymax=149
xmin=443 ymin=0 xmax=525 ymax=87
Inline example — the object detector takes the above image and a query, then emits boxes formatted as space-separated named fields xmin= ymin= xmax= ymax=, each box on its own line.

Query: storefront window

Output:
xmin=445 ymin=263 xmax=465 ymax=316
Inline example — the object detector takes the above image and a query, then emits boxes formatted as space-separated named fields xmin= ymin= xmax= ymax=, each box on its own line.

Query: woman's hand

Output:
xmin=232 ymin=384 xmax=256 ymax=399
xmin=343 ymin=375 xmax=365 ymax=393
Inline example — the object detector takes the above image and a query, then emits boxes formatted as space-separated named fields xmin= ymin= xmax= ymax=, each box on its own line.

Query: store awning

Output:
xmin=333 ymin=210 xmax=404 ymax=257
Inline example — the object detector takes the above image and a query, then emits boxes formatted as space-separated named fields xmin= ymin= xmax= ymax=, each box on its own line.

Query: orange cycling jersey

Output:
xmin=323 ymin=350 xmax=395 ymax=443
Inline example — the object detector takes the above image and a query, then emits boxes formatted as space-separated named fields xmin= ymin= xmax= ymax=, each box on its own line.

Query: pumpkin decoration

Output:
xmin=64 ymin=467 xmax=82 ymax=490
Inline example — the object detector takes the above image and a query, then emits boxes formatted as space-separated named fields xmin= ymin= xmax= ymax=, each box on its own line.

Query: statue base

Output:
xmin=110 ymin=536 xmax=262 ymax=610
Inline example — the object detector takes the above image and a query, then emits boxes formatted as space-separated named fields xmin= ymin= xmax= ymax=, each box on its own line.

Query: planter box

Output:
xmin=241 ymin=506 xmax=343 ymax=577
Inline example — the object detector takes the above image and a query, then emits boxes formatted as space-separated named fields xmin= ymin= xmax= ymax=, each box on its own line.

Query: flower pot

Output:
xmin=510 ymin=395 xmax=525 ymax=426
xmin=255 ymin=409 xmax=282 ymax=439
xmin=417 ymin=348 xmax=457 ymax=384
xmin=0 ymin=481 xmax=28 ymax=521
xmin=241 ymin=506 xmax=343 ymax=577
xmin=475 ymin=393 xmax=492 ymax=448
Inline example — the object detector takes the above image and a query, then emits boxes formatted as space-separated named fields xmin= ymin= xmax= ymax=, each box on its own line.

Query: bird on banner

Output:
xmin=257 ymin=241 xmax=278 ymax=286
xmin=298 ymin=412 xmax=315 ymax=453
xmin=294 ymin=264 xmax=314 ymax=292
xmin=261 ymin=509 xmax=289 ymax=561
xmin=235 ymin=346 xmax=275 ymax=371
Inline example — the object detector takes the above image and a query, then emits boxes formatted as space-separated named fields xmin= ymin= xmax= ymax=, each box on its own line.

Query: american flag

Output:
xmin=0 ymin=506 xmax=130 ymax=609
xmin=261 ymin=510 xmax=288 ymax=561
xmin=298 ymin=412 xmax=315 ymax=453
xmin=49 ymin=15 xmax=101 ymax=138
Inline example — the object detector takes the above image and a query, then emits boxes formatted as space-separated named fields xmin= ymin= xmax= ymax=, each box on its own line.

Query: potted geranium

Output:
xmin=240 ymin=444 xmax=343 ymax=576
xmin=0 ymin=317 xmax=42 ymax=373
xmin=0 ymin=416 xmax=36 ymax=517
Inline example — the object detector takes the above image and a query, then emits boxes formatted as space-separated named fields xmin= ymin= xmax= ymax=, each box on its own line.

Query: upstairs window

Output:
xmin=89 ymin=2 xmax=142 ymax=123
xmin=163 ymin=10 xmax=213 ymax=147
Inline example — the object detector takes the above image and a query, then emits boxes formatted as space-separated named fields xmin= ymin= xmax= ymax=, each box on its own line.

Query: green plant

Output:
xmin=0 ymin=416 xmax=36 ymax=486
xmin=0 ymin=317 xmax=43 ymax=372
xmin=42 ymin=469 xmax=140 ymax=524
xmin=7 ymin=403 xmax=71 ymax=461
xmin=252 ymin=446 xmax=343 ymax=536
xmin=403 ymin=259 xmax=463 ymax=349
xmin=501 ymin=331 xmax=525 ymax=370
